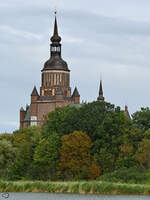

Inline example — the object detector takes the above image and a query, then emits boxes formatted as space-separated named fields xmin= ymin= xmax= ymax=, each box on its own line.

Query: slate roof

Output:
xmin=69 ymin=104 xmax=82 ymax=108
xmin=72 ymin=87 xmax=80 ymax=97
xmin=31 ymin=86 xmax=39 ymax=96
xmin=38 ymin=96 xmax=56 ymax=101
xmin=23 ymin=106 xmax=31 ymax=122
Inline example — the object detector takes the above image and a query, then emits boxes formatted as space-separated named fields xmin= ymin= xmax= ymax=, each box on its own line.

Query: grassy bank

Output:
xmin=0 ymin=181 xmax=150 ymax=195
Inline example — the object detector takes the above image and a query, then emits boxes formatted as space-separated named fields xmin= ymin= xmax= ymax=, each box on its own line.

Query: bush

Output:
xmin=98 ymin=167 xmax=146 ymax=184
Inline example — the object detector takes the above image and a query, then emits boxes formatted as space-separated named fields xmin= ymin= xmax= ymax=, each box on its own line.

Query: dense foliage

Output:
xmin=1 ymin=101 xmax=150 ymax=182
xmin=99 ymin=167 xmax=146 ymax=184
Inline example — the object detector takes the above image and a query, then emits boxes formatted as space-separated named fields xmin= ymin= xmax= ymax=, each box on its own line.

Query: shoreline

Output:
xmin=0 ymin=181 xmax=150 ymax=195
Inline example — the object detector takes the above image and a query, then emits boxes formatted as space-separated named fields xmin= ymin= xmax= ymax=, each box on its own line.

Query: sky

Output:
xmin=1 ymin=0 xmax=150 ymax=133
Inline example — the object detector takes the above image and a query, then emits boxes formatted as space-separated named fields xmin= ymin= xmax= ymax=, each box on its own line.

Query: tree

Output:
xmin=11 ymin=126 xmax=41 ymax=180
xmin=115 ymin=144 xmax=137 ymax=169
xmin=0 ymin=133 xmax=13 ymax=142
xmin=42 ymin=106 xmax=78 ymax=137
xmin=132 ymin=107 xmax=150 ymax=131
xmin=88 ymin=163 xmax=101 ymax=180
xmin=0 ymin=139 xmax=17 ymax=180
xmin=95 ymin=147 xmax=115 ymax=173
xmin=58 ymin=131 xmax=93 ymax=180
xmin=43 ymin=101 xmax=132 ymax=173
xmin=136 ymin=139 xmax=150 ymax=170
xmin=43 ymin=101 xmax=131 ymax=142
xmin=34 ymin=133 xmax=61 ymax=180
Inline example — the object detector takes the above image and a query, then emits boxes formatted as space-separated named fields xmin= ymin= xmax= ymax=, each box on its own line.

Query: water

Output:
xmin=0 ymin=193 xmax=149 ymax=200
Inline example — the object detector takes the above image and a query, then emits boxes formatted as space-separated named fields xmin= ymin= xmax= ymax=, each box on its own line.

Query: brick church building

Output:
xmin=20 ymin=13 xmax=82 ymax=128
xmin=20 ymin=12 xmax=129 ymax=129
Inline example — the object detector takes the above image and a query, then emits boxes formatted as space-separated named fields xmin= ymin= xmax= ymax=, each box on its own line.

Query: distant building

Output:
xmin=19 ymin=12 xmax=130 ymax=129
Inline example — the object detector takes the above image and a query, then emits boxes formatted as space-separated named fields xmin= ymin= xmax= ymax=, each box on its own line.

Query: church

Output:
xmin=19 ymin=12 xmax=129 ymax=129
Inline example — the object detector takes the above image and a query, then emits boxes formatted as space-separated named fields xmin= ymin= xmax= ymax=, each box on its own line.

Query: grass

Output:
xmin=0 ymin=180 xmax=150 ymax=195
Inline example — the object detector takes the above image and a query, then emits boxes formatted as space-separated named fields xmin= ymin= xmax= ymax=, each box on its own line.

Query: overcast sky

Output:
xmin=1 ymin=0 xmax=150 ymax=133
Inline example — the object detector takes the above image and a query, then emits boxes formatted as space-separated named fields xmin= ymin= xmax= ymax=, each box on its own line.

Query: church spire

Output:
xmin=97 ymin=80 xmax=105 ymax=102
xmin=42 ymin=11 xmax=70 ymax=72
xmin=125 ymin=105 xmax=131 ymax=119
xmin=51 ymin=11 xmax=61 ymax=43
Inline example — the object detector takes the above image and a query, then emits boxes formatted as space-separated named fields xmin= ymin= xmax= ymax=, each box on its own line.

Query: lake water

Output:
xmin=0 ymin=193 xmax=149 ymax=200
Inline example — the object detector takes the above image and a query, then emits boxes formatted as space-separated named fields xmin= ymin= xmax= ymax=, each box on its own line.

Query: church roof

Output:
xmin=43 ymin=56 xmax=69 ymax=71
xmin=72 ymin=87 xmax=80 ymax=97
xmin=23 ymin=106 xmax=31 ymax=122
xmin=31 ymin=86 xmax=39 ymax=96
xmin=69 ymin=104 xmax=82 ymax=108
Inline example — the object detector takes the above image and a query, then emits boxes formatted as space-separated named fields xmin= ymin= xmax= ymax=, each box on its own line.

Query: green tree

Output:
xmin=0 ymin=139 xmax=17 ymax=180
xmin=43 ymin=101 xmax=132 ymax=173
xmin=43 ymin=106 xmax=78 ymax=137
xmin=115 ymin=144 xmax=137 ymax=169
xmin=136 ymin=139 xmax=150 ymax=170
xmin=11 ymin=126 xmax=41 ymax=180
xmin=34 ymin=133 xmax=61 ymax=180
xmin=132 ymin=107 xmax=150 ymax=131
xmin=0 ymin=133 xmax=13 ymax=142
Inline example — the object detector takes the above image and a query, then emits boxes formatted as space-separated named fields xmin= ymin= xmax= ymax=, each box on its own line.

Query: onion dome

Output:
xmin=43 ymin=56 xmax=69 ymax=71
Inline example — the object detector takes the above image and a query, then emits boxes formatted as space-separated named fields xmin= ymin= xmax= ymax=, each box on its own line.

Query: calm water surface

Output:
xmin=0 ymin=193 xmax=149 ymax=200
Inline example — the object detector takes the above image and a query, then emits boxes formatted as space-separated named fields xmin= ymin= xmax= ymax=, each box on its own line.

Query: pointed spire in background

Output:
xmin=31 ymin=86 xmax=39 ymax=96
xmin=54 ymin=12 xmax=58 ymax=36
xmin=97 ymin=79 xmax=105 ymax=102
xmin=72 ymin=87 xmax=80 ymax=97
xmin=125 ymin=105 xmax=131 ymax=119
xmin=99 ymin=79 xmax=103 ymax=96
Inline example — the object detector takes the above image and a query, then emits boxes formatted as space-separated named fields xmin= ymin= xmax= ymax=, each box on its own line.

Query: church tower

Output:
xmin=40 ymin=12 xmax=71 ymax=97
xmin=20 ymin=12 xmax=80 ymax=129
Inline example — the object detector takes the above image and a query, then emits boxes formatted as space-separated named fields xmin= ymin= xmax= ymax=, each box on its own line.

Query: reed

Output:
xmin=0 ymin=180 xmax=150 ymax=195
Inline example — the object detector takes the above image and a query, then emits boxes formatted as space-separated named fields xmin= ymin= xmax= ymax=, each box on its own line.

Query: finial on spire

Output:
xmin=54 ymin=8 xmax=57 ymax=15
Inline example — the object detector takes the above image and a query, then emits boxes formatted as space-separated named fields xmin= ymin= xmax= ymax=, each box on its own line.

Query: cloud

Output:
xmin=0 ymin=25 xmax=43 ymax=40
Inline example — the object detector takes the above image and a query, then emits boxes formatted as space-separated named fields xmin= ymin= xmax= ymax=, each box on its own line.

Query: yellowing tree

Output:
xmin=58 ymin=131 xmax=92 ymax=180
xmin=88 ymin=163 xmax=101 ymax=180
